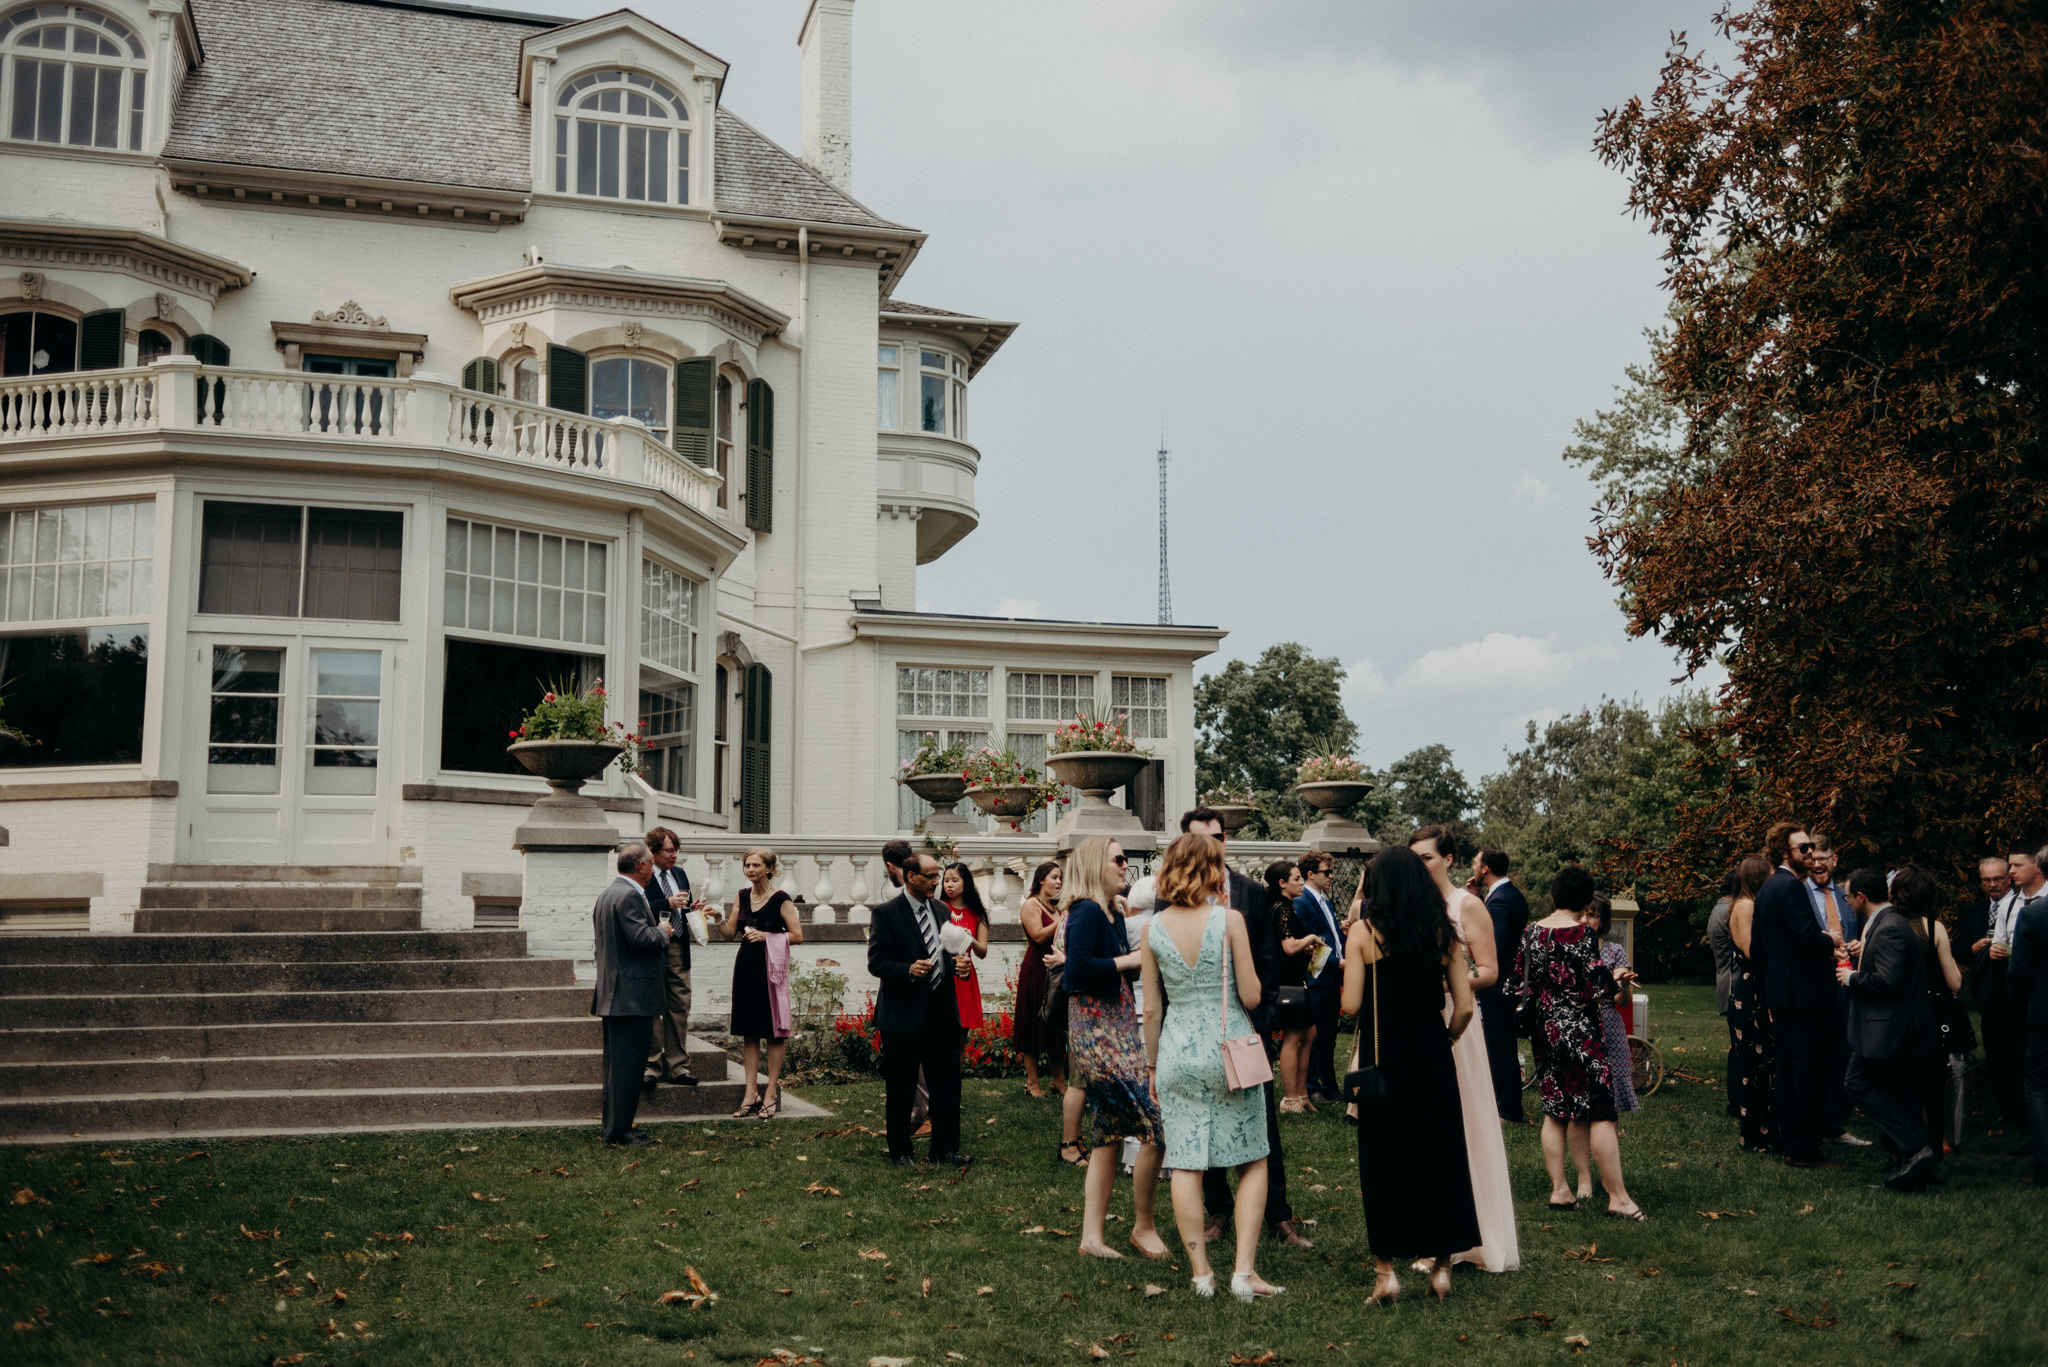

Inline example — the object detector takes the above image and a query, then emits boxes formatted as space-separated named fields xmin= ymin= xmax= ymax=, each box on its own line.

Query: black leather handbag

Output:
xmin=1342 ymin=958 xmax=1389 ymax=1105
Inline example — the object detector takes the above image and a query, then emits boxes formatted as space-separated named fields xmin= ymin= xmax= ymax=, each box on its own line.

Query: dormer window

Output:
xmin=1 ymin=4 xmax=148 ymax=152
xmin=554 ymin=68 xmax=690 ymax=206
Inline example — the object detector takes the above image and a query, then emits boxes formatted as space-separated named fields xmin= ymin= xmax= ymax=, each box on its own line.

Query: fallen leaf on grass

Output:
xmin=654 ymin=1241 xmax=680 ymax=1253
xmin=1883 ymin=1281 xmax=1917 ymax=1292
xmin=527 ymin=1297 xmax=553 ymax=1309
xmin=858 ymin=1248 xmax=890 ymax=1261
xmin=921 ymin=1276 xmax=932 ymax=1298
xmin=1087 ymin=1345 xmax=1110 ymax=1361
xmin=241 ymin=1225 xmax=280 ymax=1242
xmin=686 ymin=1266 xmax=715 ymax=1298
xmin=1640 ymin=1267 xmax=1661 ymax=1278
xmin=176 ymin=1151 xmax=208 ymax=1163
xmin=1227 ymin=1354 xmax=1281 ymax=1365
xmin=1564 ymin=1333 xmax=1591 ymax=1352
xmin=774 ymin=1288 xmax=794 ymax=1296
xmin=1143 ymin=1284 xmax=1165 ymax=1298
xmin=1772 ymin=1302 xmax=1839 ymax=1330
xmin=469 ymin=1192 xmax=505 ymax=1203
xmin=679 ymin=1179 xmax=701 ymax=1192
xmin=976 ymin=1286 xmax=993 ymax=1296
xmin=867 ymin=1357 xmax=915 ymax=1367
xmin=1562 ymin=1245 xmax=1614 ymax=1263
xmin=265 ymin=1356 xmax=309 ymax=1366
xmin=1697 ymin=1210 xmax=1740 ymax=1220
xmin=804 ymin=1182 xmax=842 ymax=1197
xmin=11 ymin=1188 xmax=40 ymax=1205
xmin=1019 ymin=1226 xmax=1046 ymax=1235
xmin=73 ymin=1252 xmax=117 ymax=1266
xmin=1795 ymin=1204 xmax=1815 ymax=1216
xmin=1508 ymin=1311 xmax=1555 ymax=1328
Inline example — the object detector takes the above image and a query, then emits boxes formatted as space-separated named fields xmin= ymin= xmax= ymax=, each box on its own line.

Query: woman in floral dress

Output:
xmin=1063 ymin=837 xmax=1167 ymax=1260
xmin=1517 ymin=865 xmax=1644 ymax=1220
xmin=1725 ymin=856 xmax=1777 ymax=1154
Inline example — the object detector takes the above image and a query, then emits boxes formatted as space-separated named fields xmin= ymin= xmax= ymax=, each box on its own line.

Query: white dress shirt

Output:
xmin=1991 ymin=890 xmax=2023 ymax=948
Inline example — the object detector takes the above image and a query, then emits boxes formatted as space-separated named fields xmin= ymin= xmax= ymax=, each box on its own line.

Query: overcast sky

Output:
xmin=504 ymin=0 xmax=1729 ymax=782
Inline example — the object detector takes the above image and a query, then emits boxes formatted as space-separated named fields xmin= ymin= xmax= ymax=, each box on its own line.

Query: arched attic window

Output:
xmin=0 ymin=4 xmax=149 ymax=152
xmin=554 ymin=68 xmax=690 ymax=206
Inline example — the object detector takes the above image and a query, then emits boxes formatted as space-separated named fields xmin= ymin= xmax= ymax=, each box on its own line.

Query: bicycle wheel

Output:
xmin=1628 ymin=1035 xmax=1663 ymax=1098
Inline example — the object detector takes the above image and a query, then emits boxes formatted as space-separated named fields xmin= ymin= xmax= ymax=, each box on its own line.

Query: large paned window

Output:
xmin=198 ymin=502 xmax=402 ymax=622
xmin=0 ymin=309 xmax=78 ymax=376
xmin=0 ymin=626 xmax=147 ymax=767
xmin=443 ymin=517 xmax=607 ymax=646
xmin=895 ymin=665 xmax=989 ymax=829
xmin=1 ymin=5 xmax=149 ymax=152
xmin=714 ymin=372 xmax=734 ymax=508
xmin=1007 ymin=670 xmax=1093 ymax=722
xmin=1 ymin=499 xmax=153 ymax=622
xmin=439 ymin=637 xmax=600 ymax=776
xmin=876 ymin=345 xmax=900 ymax=428
xmin=637 ymin=557 xmax=700 ymax=799
xmin=554 ymin=67 xmax=690 ymax=206
xmin=590 ymin=356 xmax=668 ymax=444
xmin=1110 ymin=675 xmax=1169 ymax=738
xmin=918 ymin=350 xmax=947 ymax=434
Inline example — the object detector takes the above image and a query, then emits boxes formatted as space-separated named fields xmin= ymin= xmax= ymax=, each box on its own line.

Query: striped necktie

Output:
xmin=914 ymin=899 xmax=946 ymax=991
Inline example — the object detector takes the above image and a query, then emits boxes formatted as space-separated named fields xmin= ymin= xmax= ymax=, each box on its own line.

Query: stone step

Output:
xmin=133 ymin=907 xmax=423 ymax=934
xmin=146 ymin=864 xmax=421 ymax=885
xmin=2 ymin=1018 xmax=605 ymax=1062
xmin=0 ymin=985 xmax=592 ymax=1030
xmin=0 ymin=957 xmax=572 ymax=997
xmin=0 ymin=1076 xmax=810 ymax=1142
xmin=0 ymin=1042 xmax=733 ymax=1097
xmin=0 ymin=931 xmax=532 ymax=965
xmin=139 ymin=884 xmax=424 ymax=911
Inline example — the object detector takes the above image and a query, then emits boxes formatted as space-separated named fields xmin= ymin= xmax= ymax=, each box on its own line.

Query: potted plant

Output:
xmin=506 ymin=678 xmax=643 ymax=797
xmin=961 ymin=745 xmax=1068 ymax=833
xmin=1291 ymin=752 xmax=1374 ymax=818
xmin=1199 ymin=784 xmax=1258 ymax=835
xmin=896 ymin=732 xmax=974 ymax=833
xmin=1043 ymin=712 xmax=1154 ymax=842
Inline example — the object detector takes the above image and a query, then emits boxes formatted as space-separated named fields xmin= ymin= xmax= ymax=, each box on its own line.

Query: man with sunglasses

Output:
xmin=1752 ymin=822 xmax=1845 ymax=1168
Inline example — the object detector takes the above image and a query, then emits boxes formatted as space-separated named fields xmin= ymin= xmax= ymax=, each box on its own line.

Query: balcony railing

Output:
xmin=0 ymin=359 xmax=722 ymax=516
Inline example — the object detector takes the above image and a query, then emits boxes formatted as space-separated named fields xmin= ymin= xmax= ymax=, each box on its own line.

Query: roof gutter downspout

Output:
xmin=791 ymin=225 xmax=809 ymax=831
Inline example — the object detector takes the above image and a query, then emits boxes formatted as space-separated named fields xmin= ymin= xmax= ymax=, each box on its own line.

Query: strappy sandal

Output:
xmin=1057 ymin=1140 xmax=1087 ymax=1166
xmin=731 ymin=1097 xmax=762 ymax=1119
xmin=1606 ymin=1204 xmax=1647 ymax=1222
xmin=759 ymin=1086 xmax=781 ymax=1119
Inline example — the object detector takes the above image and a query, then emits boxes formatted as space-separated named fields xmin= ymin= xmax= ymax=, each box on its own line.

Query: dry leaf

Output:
xmin=858 ymin=1248 xmax=890 ymax=1261
xmin=1046 ymin=1228 xmax=1073 ymax=1237
xmin=977 ymin=1285 xmax=994 ymax=1296
xmin=1019 ymin=1226 xmax=1046 ymax=1235
xmin=527 ymin=1297 xmax=553 ymax=1309
xmin=1697 ymin=1210 xmax=1739 ymax=1220
xmin=1883 ymin=1280 xmax=1917 ymax=1291
xmin=804 ymin=1182 xmax=842 ymax=1197
xmin=1640 ymin=1267 xmax=1661 ymax=1277
xmin=1227 ymin=1354 xmax=1280 ymax=1366
xmin=176 ymin=1151 xmax=208 ymax=1163
xmin=921 ymin=1275 xmax=932 ymax=1298
xmin=1795 ymin=1204 xmax=1815 ymax=1215
xmin=266 ymin=1355 xmax=310 ymax=1366
xmin=1509 ymin=1311 xmax=1556 ymax=1328
xmin=1771 ymin=1302 xmax=1839 ymax=1330
xmin=73 ymin=1252 xmax=116 ymax=1266
xmin=685 ymin=1266 xmax=715 ymax=1299
xmin=867 ymin=1358 xmax=916 ymax=1367
xmin=1565 ymin=1334 xmax=1591 ymax=1352
xmin=1143 ymin=1283 xmax=1165 ymax=1298
xmin=654 ymin=1241 xmax=680 ymax=1253
xmin=1088 ymin=1345 xmax=1110 ymax=1361
xmin=10 ymin=1188 xmax=37 ymax=1205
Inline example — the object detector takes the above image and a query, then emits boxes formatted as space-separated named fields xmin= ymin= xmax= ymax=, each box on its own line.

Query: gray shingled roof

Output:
xmin=882 ymin=301 xmax=974 ymax=318
xmin=162 ymin=0 xmax=907 ymax=229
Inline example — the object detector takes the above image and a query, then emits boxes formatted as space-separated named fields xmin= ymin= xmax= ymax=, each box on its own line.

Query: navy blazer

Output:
xmin=1063 ymin=899 xmax=1132 ymax=1000
xmin=2009 ymin=892 xmax=2048 ymax=1030
xmin=1753 ymin=867 xmax=1837 ymax=1014
xmin=1480 ymin=879 xmax=1530 ymax=1005
xmin=1845 ymin=906 xmax=1936 ymax=1059
xmin=1292 ymin=888 xmax=1346 ymax=988
xmin=646 ymin=865 xmax=692 ymax=970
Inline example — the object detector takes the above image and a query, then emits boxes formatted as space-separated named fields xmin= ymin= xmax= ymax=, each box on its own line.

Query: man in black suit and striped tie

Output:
xmin=867 ymin=852 xmax=971 ymax=1167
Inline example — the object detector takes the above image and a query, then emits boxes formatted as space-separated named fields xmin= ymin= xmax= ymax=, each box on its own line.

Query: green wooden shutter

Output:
xmin=739 ymin=662 xmax=772 ymax=834
xmin=461 ymin=356 xmax=499 ymax=393
xmin=546 ymin=345 xmax=588 ymax=414
xmin=744 ymin=378 xmax=774 ymax=532
xmin=186 ymin=334 xmax=230 ymax=424
xmin=79 ymin=309 xmax=124 ymax=370
xmin=671 ymin=355 xmax=715 ymax=465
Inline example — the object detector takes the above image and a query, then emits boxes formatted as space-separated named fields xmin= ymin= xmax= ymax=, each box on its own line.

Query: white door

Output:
xmin=186 ymin=635 xmax=393 ymax=865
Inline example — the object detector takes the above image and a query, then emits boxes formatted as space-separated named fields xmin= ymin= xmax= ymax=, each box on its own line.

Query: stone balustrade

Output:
xmin=0 ymin=358 xmax=722 ymax=515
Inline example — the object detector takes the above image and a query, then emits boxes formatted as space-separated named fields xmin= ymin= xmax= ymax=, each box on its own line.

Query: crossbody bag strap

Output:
xmin=1218 ymin=906 xmax=1232 ymax=1040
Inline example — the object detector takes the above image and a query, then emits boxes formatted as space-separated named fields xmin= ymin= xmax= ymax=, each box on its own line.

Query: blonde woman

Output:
xmin=1063 ymin=837 xmax=1167 ymax=1260
xmin=717 ymin=847 xmax=801 ymax=1118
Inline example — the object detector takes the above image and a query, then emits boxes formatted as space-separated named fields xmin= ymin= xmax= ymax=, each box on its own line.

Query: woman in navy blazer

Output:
xmin=1062 ymin=837 xmax=1167 ymax=1261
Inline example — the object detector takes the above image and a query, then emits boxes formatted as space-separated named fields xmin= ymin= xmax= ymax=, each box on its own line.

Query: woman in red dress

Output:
xmin=943 ymin=862 xmax=991 ymax=1029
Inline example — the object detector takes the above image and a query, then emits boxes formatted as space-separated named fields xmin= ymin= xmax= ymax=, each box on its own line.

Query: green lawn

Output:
xmin=5 ymin=985 xmax=2046 ymax=1366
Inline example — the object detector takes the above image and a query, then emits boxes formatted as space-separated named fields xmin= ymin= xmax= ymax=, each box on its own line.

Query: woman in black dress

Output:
xmin=1340 ymin=846 xmax=1480 ymax=1305
xmin=1265 ymin=859 xmax=1317 ymax=1112
xmin=1724 ymin=855 xmax=1777 ymax=1154
xmin=718 ymin=846 xmax=802 ymax=1118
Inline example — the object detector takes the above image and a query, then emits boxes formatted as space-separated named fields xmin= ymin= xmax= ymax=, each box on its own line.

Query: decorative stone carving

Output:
xmin=312 ymin=300 xmax=388 ymax=328
xmin=508 ymin=321 xmax=527 ymax=347
xmin=623 ymin=321 xmax=644 ymax=348
xmin=19 ymin=272 xmax=42 ymax=301
xmin=154 ymin=292 xmax=175 ymax=321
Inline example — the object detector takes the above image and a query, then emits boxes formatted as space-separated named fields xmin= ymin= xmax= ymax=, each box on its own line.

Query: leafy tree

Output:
xmin=1195 ymin=644 xmax=1361 ymax=836
xmin=1382 ymin=743 xmax=1476 ymax=838
xmin=1584 ymin=1 xmax=2048 ymax=898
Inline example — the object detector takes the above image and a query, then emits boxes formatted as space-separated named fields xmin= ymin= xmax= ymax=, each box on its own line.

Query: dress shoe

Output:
xmin=1884 ymin=1146 xmax=1938 ymax=1191
xmin=669 ymin=1073 xmax=699 ymax=1088
xmin=1826 ymin=1131 xmax=1874 ymax=1147
xmin=606 ymin=1132 xmax=658 ymax=1148
xmin=931 ymin=1152 xmax=973 ymax=1167
xmin=641 ymin=1072 xmax=662 ymax=1088
xmin=890 ymin=1155 xmax=918 ymax=1167
xmin=1271 ymin=1218 xmax=1314 ymax=1250
xmin=1202 ymin=1214 xmax=1228 ymax=1244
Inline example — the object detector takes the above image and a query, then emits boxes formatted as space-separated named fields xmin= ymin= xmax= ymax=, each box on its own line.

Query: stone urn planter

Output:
xmin=900 ymin=771 xmax=976 ymax=836
xmin=1291 ymin=779 xmax=1381 ymax=855
xmin=967 ymin=782 xmax=1039 ymax=834
xmin=509 ymin=738 xmax=625 ymax=792
xmin=508 ymin=738 xmax=626 ymax=846
xmin=1208 ymin=803 xmax=1256 ymax=835
xmin=0 ymin=727 xmax=21 ymax=751
xmin=1046 ymin=750 xmax=1156 ymax=851
xmin=507 ymin=738 xmax=629 ymax=966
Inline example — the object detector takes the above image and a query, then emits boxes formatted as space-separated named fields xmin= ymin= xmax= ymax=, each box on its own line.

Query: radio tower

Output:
xmin=1156 ymin=427 xmax=1172 ymax=625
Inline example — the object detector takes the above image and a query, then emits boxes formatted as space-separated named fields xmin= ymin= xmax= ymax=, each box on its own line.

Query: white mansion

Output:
xmin=0 ymin=0 xmax=1226 ymax=933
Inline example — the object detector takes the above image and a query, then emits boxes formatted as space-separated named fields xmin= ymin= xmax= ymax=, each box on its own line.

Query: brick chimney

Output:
xmin=799 ymin=0 xmax=854 ymax=193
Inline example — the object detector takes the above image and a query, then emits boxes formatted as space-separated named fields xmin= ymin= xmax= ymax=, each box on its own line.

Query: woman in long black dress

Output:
xmin=718 ymin=846 xmax=802 ymax=1118
xmin=1725 ymin=855 xmax=1777 ymax=1154
xmin=1340 ymin=846 xmax=1481 ymax=1305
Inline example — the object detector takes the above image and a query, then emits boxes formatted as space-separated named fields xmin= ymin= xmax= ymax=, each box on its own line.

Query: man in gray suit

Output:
xmin=592 ymin=842 xmax=673 ymax=1148
xmin=1837 ymin=867 xmax=1938 ymax=1191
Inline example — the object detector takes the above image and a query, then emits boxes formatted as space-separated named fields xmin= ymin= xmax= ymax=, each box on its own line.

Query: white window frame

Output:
xmin=1110 ymin=674 xmax=1170 ymax=740
xmin=553 ymin=66 xmax=692 ymax=207
xmin=0 ymin=4 xmax=150 ymax=154
xmin=1 ymin=497 xmax=155 ymax=625
xmin=876 ymin=343 xmax=901 ymax=430
xmin=589 ymin=353 xmax=670 ymax=445
xmin=442 ymin=515 xmax=609 ymax=650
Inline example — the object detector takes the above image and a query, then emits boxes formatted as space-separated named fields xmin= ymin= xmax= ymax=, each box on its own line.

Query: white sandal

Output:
xmin=1231 ymin=1273 xmax=1284 ymax=1302
xmin=1190 ymin=1274 xmax=1216 ymax=1299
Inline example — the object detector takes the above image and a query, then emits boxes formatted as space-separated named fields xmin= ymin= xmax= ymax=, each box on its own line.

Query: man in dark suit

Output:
xmin=1805 ymin=839 xmax=1871 ymax=1147
xmin=1294 ymin=852 xmax=1346 ymax=1104
xmin=1751 ymin=820 xmax=1842 ymax=1168
xmin=1471 ymin=846 xmax=1530 ymax=1122
xmin=642 ymin=826 xmax=700 ymax=1088
xmin=1185 ymin=810 xmax=1313 ymax=1252
xmin=1966 ymin=853 xmax=2029 ymax=1126
xmin=1837 ymin=867 xmax=1939 ymax=1190
xmin=591 ymin=842 xmax=673 ymax=1147
xmin=2006 ymin=846 xmax=2048 ymax=1185
xmin=867 ymin=851 xmax=971 ymax=1167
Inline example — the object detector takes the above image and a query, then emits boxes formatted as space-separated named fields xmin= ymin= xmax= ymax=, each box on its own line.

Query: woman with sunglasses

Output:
xmin=1063 ymin=837 xmax=1167 ymax=1260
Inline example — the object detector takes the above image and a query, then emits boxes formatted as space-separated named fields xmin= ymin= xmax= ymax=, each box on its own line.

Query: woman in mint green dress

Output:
xmin=1141 ymin=832 xmax=1280 ymax=1303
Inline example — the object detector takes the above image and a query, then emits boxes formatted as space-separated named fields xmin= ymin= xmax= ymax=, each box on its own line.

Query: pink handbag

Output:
xmin=1219 ymin=911 xmax=1273 ymax=1090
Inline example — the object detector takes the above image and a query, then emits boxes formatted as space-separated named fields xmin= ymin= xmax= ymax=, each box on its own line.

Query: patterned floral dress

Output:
xmin=1148 ymin=907 xmax=1269 ymax=1171
xmin=1727 ymin=940 xmax=1777 ymax=1152
xmin=1596 ymin=939 xmax=1640 ymax=1113
xmin=1066 ymin=900 xmax=1163 ymax=1149
xmin=1516 ymin=922 xmax=1617 ymax=1122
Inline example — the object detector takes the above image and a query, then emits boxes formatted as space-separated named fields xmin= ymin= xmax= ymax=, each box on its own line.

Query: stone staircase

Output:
xmin=0 ymin=866 xmax=783 ymax=1143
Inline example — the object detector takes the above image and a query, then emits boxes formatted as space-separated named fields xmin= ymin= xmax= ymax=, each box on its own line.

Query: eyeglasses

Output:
xmin=1794 ymin=842 xmax=1816 ymax=853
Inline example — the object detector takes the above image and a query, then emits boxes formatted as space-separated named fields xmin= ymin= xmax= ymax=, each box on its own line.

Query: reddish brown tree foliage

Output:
xmin=1591 ymin=1 xmax=2047 ymax=898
